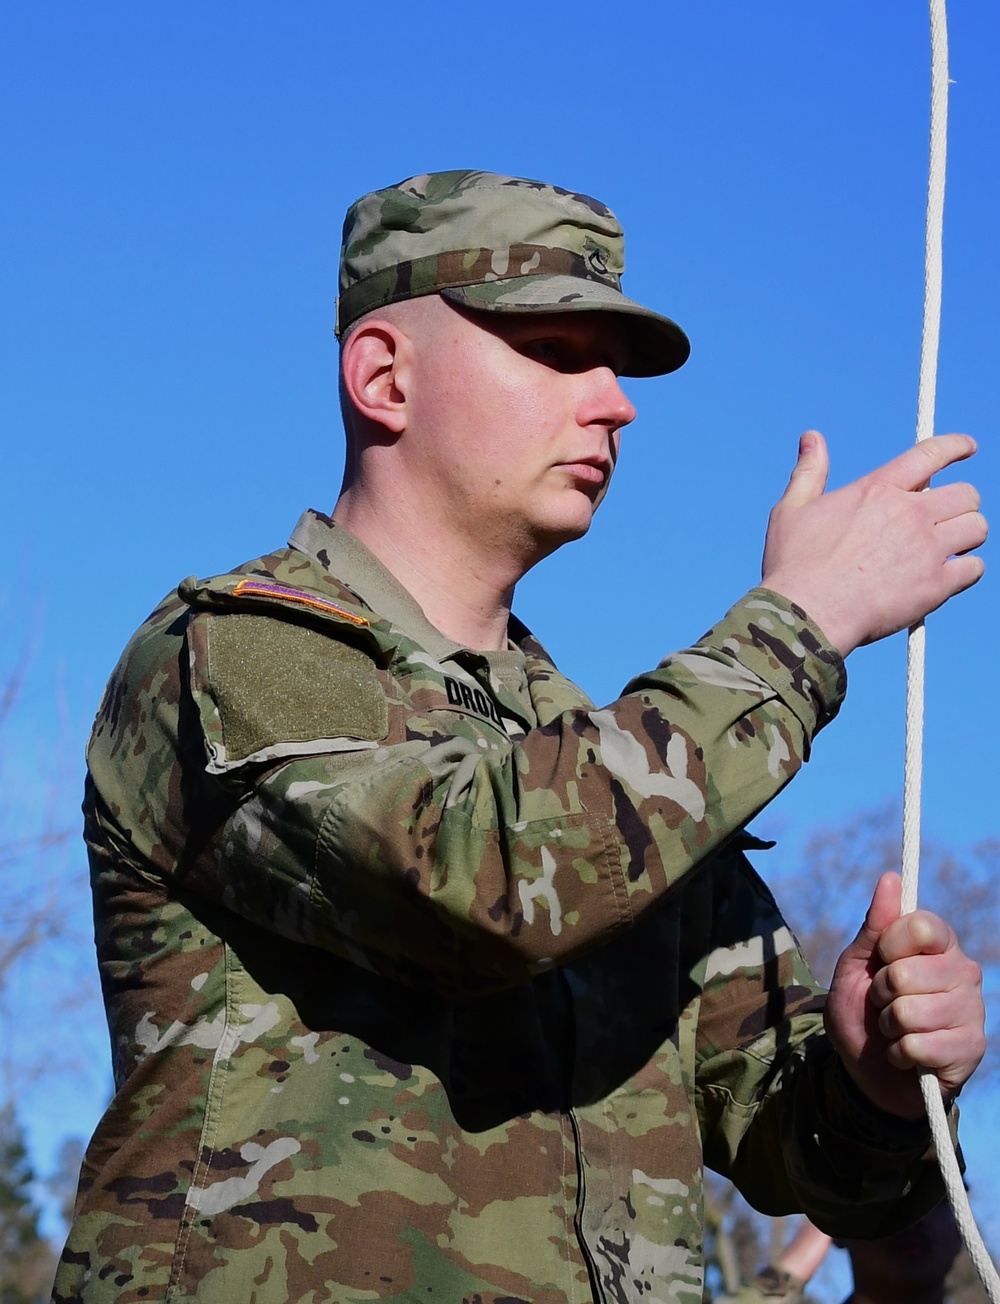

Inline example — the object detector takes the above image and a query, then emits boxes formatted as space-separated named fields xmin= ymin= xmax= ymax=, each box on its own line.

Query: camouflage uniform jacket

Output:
xmin=56 ymin=511 xmax=948 ymax=1304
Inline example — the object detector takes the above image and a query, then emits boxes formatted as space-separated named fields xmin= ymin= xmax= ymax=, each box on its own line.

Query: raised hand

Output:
xmin=762 ymin=431 xmax=987 ymax=656
xmin=824 ymin=872 xmax=985 ymax=1119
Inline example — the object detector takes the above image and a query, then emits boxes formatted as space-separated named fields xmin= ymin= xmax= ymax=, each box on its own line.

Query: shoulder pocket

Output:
xmin=188 ymin=611 xmax=388 ymax=774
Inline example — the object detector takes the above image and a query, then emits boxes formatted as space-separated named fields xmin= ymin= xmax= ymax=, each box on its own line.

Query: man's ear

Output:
xmin=340 ymin=321 xmax=410 ymax=434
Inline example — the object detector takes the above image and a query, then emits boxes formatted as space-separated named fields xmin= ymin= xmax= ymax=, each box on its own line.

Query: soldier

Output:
xmin=54 ymin=171 xmax=987 ymax=1303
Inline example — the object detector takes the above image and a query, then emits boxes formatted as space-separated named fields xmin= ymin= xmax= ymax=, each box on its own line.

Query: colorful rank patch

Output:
xmin=231 ymin=579 xmax=371 ymax=626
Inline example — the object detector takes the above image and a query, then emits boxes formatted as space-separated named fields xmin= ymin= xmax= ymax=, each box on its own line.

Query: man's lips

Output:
xmin=557 ymin=457 xmax=611 ymax=487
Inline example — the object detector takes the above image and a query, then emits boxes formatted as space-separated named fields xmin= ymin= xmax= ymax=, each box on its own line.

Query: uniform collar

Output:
xmin=288 ymin=510 xmax=468 ymax=664
xmin=288 ymin=510 xmax=594 ymax=731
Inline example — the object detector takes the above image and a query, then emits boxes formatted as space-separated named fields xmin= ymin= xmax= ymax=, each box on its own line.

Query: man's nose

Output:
xmin=583 ymin=367 xmax=636 ymax=430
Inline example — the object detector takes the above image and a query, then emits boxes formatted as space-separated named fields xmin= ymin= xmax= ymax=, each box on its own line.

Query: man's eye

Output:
xmin=524 ymin=339 xmax=561 ymax=363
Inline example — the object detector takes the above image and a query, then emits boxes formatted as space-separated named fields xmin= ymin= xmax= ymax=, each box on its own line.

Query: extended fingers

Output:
xmin=936 ymin=510 xmax=988 ymax=551
xmin=918 ymin=482 xmax=987 ymax=593
xmin=940 ymin=552 xmax=987 ymax=598
xmin=871 ymin=434 xmax=978 ymax=491
xmin=926 ymin=478 xmax=981 ymax=522
xmin=914 ymin=483 xmax=988 ymax=605
xmin=865 ymin=434 xmax=976 ymax=492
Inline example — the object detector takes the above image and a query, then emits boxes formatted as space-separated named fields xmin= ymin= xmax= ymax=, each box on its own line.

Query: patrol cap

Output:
xmin=336 ymin=169 xmax=690 ymax=378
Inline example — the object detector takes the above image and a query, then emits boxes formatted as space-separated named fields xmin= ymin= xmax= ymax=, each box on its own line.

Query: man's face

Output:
xmin=399 ymin=299 xmax=637 ymax=568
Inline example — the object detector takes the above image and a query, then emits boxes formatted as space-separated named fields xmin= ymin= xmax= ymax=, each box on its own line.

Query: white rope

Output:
xmin=902 ymin=3 xmax=1000 ymax=1296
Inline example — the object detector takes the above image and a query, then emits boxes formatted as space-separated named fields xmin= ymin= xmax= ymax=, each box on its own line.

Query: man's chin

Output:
xmin=528 ymin=517 xmax=594 ymax=564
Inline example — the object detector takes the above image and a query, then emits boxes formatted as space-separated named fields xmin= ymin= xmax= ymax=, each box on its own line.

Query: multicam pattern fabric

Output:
xmin=336 ymin=170 xmax=690 ymax=377
xmin=55 ymin=513 xmax=947 ymax=1303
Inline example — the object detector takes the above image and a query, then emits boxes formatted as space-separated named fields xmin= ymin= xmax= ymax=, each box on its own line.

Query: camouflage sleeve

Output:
xmin=88 ymin=586 xmax=845 ymax=997
xmin=694 ymin=863 xmax=951 ymax=1240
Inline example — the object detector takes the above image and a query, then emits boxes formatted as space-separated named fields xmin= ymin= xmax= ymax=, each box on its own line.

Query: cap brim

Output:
xmin=440 ymin=275 xmax=690 ymax=378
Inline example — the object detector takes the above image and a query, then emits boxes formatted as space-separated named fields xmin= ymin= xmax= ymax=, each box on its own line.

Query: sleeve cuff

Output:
xmin=827 ymin=1053 xmax=961 ymax=1169
xmin=777 ymin=1037 xmax=959 ymax=1237
xmin=695 ymin=588 xmax=847 ymax=741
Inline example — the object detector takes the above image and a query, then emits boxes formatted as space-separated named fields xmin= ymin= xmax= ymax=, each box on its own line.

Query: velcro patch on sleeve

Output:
xmin=205 ymin=614 xmax=388 ymax=765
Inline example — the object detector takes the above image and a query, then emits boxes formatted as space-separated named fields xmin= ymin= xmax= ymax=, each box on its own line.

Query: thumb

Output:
xmin=843 ymin=871 xmax=902 ymax=966
xmin=778 ymin=430 xmax=829 ymax=508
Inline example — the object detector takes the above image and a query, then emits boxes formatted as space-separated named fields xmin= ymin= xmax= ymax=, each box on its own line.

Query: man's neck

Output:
xmin=331 ymin=494 xmax=517 ymax=651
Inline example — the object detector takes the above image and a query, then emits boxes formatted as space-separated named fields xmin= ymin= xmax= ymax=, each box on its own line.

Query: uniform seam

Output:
xmin=602 ymin=1090 xmax=617 ymax=1281
xmin=559 ymin=1110 xmax=576 ymax=1298
xmin=600 ymin=815 xmax=633 ymax=931
xmin=166 ymin=937 xmax=238 ymax=1299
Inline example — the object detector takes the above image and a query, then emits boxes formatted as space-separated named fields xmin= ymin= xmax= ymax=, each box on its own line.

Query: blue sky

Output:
xmin=2 ymin=0 xmax=999 ymax=1277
